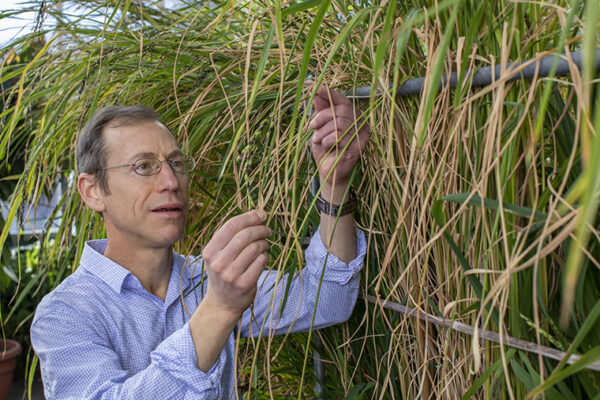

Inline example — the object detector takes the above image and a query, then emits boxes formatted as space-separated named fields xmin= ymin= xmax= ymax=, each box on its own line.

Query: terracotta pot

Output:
xmin=0 ymin=339 xmax=21 ymax=400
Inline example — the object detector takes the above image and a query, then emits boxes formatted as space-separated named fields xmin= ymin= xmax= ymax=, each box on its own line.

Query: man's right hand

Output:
xmin=189 ymin=210 xmax=271 ymax=372
xmin=201 ymin=210 xmax=271 ymax=319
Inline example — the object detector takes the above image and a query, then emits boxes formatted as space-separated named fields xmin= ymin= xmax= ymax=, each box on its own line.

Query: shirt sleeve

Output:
xmin=31 ymin=298 xmax=226 ymax=400
xmin=238 ymin=226 xmax=366 ymax=338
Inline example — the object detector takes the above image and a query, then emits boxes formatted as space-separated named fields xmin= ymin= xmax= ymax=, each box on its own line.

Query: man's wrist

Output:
xmin=199 ymin=292 xmax=244 ymax=327
xmin=318 ymin=181 xmax=350 ymax=204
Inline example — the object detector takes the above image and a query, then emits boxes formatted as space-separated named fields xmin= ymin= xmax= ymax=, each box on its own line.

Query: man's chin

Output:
xmin=147 ymin=226 xmax=185 ymax=248
xmin=157 ymin=232 xmax=185 ymax=247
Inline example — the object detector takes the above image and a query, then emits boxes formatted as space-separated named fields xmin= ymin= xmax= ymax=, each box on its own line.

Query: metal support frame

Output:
xmin=306 ymin=49 xmax=600 ymax=395
xmin=348 ymin=49 xmax=600 ymax=100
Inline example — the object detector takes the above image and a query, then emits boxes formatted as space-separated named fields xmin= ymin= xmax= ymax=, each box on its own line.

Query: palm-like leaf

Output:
xmin=1 ymin=0 xmax=600 ymax=398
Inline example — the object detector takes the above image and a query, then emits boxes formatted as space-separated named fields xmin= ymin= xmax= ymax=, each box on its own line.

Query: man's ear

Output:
xmin=78 ymin=173 xmax=107 ymax=213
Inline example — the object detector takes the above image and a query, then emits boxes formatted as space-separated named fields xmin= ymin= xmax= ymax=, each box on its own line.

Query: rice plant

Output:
xmin=1 ymin=0 xmax=600 ymax=398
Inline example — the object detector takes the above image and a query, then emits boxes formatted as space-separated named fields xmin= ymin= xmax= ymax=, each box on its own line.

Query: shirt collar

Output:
xmin=79 ymin=239 xmax=204 ymax=297
xmin=79 ymin=240 xmax=132 ymax=293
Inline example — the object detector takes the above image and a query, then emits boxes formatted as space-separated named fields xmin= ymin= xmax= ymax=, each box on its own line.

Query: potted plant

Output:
xmin=0 ymin=338 xmax=21 ymax=400
xmin=0 ymin=235 xmax=41 ymax=400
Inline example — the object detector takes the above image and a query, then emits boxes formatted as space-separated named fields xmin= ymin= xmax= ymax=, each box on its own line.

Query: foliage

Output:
xmin=1 ymin=0 xmax=600 ymax=398
xmin=0 ymin=238 xmax=72 ymax=381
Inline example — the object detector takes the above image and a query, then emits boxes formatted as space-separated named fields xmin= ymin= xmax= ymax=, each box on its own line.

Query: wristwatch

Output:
xmin=315 ymin=187 xmax=357 ymax=216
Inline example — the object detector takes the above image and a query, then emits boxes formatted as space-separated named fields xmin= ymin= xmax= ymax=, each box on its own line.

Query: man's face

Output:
xmin=97 ymin=120 xmax=189 ymax=250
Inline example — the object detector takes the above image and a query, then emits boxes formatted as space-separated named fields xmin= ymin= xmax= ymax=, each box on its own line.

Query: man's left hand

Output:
xmin=309 ymin=86 xmax=370 ymax=190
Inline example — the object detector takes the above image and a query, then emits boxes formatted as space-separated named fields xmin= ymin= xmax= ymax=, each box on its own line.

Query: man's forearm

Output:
xmin=189 ymin=294 xmax=240 ymax=372
xmin=318 ymin=182 xmax=357 ymax=263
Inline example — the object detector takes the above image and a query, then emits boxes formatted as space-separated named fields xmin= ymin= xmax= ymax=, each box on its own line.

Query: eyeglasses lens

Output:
xmin=133 ymin=157 xmax=195 ymax=176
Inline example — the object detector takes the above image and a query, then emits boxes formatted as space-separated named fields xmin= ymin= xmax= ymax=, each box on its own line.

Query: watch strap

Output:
xmin=315 ymin=187 xmax=357 ymax=216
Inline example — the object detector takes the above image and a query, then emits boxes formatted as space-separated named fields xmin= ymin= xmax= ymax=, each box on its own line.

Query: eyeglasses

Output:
xmin=102 ymin=155 xmax=196 ymax=176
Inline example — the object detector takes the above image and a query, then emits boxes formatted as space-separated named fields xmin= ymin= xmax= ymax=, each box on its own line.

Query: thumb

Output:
xmin=313 ymin=92 xmax=329 ymax=113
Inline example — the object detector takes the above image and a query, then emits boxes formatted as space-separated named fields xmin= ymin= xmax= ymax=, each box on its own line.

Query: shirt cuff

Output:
xmin=305 ymin=227 xmax=366 ymax=285
xmin=150 ymin=322 xmax=225 ymax=396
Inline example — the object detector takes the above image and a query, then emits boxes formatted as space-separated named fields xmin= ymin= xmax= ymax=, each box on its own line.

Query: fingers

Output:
xmin=216 ymin=238 xmax=269 ymax=285
xmin=313 ymin=120 xmax=356 ymax=148
xmin=310 ymin=102 xmax=357 ymax=149
xmin=227 ymin=225 xmax=271 ymax=258
xmin=309 ymin=88 xmax=363 ymax=150
xmin=205 ymin=210 xmax=267 ymax=253
xmin=316 ymin=85 xmax=350 ymax=107
xmin=309 ymin=86 xmax=371 ymax=186
xmin=233 ymin=238 xmax=270 ymax=268
xmin=204 ymin=226 xmax=270 ymax=273
xmin=201 ymin=209 xmax=272 ymax=315
xmin=239 ymin=249 xmax=269 ymax=287
xmin=309 ymin=104 xmax=355 ymax=131
xmin=313 ymin=94 xmax=330 ymax=113
xmin=202 ymin=209 xmax=271 ymax=278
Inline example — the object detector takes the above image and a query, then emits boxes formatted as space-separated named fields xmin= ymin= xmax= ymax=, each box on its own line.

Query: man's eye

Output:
xmin=170 ymin=160 xmax=184 ymax=168
xmin=136 ymin=161 xmax=152 ymax=170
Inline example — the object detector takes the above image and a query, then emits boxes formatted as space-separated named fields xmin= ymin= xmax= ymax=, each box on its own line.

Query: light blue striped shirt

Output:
xmin=31 ymin=228 xmax=366 ymax=399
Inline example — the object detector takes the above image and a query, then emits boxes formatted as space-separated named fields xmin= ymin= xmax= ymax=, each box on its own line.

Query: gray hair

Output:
xmin=76 ymin=105 xmax=168 ymax=194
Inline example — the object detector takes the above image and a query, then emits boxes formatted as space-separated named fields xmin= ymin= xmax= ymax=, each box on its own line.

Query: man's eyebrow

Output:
xmin=130 ymin=152 xmax=157 ymax=160
xmin=129 ymin=150 xmax=184 ymax=160
xmin=166 ymin=150 xmax=184 ymax=158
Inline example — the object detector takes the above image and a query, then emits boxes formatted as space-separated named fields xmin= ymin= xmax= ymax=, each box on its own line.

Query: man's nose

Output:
xmin=156 ymin=161 xmax=181 ymax=191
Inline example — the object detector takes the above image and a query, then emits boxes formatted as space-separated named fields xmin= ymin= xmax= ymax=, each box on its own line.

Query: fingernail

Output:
xmin=257 ymin=210 xmax=267 ymax=220
xmin=309 ymin=118 xmax=316 ymax=128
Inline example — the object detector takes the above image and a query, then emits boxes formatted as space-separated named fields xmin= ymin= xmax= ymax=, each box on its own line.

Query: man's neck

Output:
xmin=103 ymin=239 xmax=173 ymax=301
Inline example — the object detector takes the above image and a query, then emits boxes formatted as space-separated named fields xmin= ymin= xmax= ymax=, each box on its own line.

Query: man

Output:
xmin=31 ymin=87 xmax=370 ymax=399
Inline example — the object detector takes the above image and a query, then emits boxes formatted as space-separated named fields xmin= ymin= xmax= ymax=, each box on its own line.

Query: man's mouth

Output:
xmin=151 ymin=204 xmax=183 ymax=214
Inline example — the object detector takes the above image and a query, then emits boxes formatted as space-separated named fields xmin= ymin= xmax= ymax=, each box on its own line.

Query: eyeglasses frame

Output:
xmin=101 ymin=155 xmax=196 ymax=176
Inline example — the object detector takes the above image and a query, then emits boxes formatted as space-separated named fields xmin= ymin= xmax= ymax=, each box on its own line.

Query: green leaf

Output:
xmin=527 ymin=346 xmax=600 ymax=399
xmin=417 ymin=2 xmax=460 ymax=146
xmin=462 ymin=349 xmax=516 ymax=399
xmin=282 ymin=0 xmax=322 ymax=17
xmin=439 ymin=193 xmax=548 ymax=221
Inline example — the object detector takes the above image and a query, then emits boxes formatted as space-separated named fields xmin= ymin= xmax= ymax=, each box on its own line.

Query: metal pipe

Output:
xmin=304 ymin=94 xmax=327 ymax=398
xmin=313 ymin=333 xmax=325 ymax=399
xmin=348 ymin=49 xmax=600 ymax=99
xmin=361 ymin=294 xmax=600 ymax=372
